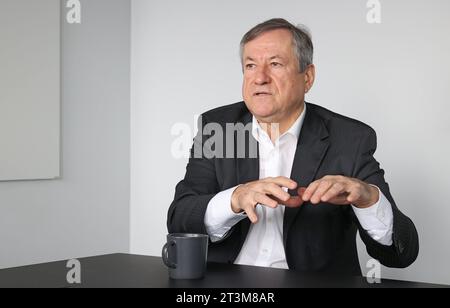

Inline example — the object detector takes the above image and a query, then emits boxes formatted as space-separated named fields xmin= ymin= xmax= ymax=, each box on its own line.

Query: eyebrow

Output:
xmin=244 ymin=55 xmax=285 ymax=62
xmin=269 ymin=55 xmax=284 ymax=60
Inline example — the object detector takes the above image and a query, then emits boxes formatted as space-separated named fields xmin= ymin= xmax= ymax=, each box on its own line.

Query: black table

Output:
xmin=0 ymin=253 xmax=446 ymax=288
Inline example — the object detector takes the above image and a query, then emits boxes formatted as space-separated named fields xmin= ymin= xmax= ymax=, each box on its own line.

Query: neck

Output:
xmin=258 ymin=102 xmax=304 ymax=143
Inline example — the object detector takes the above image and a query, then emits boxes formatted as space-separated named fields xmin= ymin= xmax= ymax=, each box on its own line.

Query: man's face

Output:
xmin=242 ymin=29 xmax=310 ymax=124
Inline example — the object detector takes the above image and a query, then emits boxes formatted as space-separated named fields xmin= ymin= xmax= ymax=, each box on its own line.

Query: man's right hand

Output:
xmin=230 ymin=176 xmax=305 ymax=223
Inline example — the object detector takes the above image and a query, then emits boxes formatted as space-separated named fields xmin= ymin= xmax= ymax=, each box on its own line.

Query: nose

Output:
xmin=254 ymin=65 xmax=271 ymax=85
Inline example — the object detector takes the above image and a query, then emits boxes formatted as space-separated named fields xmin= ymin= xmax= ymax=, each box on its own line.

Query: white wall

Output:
xmin=131 ymin=0 xmax=450 ymax=285
xmin=0 ymin=0 xmax=60 ymax=181
xmin=0 ymin=0 xmax=131 ymax=269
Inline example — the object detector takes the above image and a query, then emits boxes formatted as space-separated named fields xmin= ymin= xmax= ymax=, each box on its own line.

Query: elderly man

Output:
xmin=167 ymin=18 xmax=418 ymax=274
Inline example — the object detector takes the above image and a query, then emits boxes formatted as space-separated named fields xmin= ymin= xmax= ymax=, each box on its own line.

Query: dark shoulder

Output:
xmin=307 ymin=102 xmax=376 ymax=138
xmin=201 ymin=101 xmax=249 ymax=124
xmin=200 ymin=101 xmax=376 ymax=137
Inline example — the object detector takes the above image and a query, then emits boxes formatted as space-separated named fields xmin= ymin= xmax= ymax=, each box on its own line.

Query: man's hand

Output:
xmin=231 ymin=175 xmax=378 ymax=224
xmin=231 ymin=176 xmax=304 ymax=223
xmin=301 ymin=175 xmax=379 ymax=209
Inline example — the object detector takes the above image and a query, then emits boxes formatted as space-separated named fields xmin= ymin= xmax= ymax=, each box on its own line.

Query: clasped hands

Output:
xmin=231 ymin=176 xmax=379 ymax=223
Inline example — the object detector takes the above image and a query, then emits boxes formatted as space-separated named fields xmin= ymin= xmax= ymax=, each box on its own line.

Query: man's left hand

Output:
xmin=300 ymin=175 xmax=379 ymax=209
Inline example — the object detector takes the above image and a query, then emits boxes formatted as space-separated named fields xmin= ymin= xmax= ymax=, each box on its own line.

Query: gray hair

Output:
xmin=240 ymin=18 xmax=313 ymax=73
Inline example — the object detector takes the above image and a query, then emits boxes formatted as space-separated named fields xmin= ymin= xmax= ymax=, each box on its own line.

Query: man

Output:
xmin=167 ymin=18 xmax=419 ymax=274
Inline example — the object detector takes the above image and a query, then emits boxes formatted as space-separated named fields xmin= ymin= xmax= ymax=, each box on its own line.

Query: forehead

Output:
xmin=243 ymin=28 xmax=294 ymax=58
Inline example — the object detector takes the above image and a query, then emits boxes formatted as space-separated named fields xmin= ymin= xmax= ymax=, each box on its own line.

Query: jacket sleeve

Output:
xmin=352 ymin=127 xmax=419 ymax=268
xmin=167 ymin=115 xmax=219 ymax=234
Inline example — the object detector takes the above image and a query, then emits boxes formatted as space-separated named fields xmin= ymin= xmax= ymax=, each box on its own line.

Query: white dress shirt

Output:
xmin=204 ymin=105 xmax=394 ymax=269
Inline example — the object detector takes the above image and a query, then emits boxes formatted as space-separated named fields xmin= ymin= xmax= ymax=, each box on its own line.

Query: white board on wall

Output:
xmin=0 ymin=0 xmax=60 ymax=181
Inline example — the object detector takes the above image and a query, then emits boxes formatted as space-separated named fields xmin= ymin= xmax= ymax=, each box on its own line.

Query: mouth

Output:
xmin=253 ymin=91 xmax=272 ymax=97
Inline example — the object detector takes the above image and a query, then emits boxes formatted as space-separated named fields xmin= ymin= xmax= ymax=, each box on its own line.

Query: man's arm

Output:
xmin=204 ymin=186 xmax=247 ymax=242
xmin=351 ymin=186 xmax=394 ymax=246
xmin=351 ymin=127 xmax=419 ymax=268
xmin=167 ymin=116 xmax=219 ymax=234
xmin=299 ymin=127 xmax=418 ymax=268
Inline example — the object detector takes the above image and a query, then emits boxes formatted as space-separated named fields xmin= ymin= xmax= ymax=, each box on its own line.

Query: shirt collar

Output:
xmin=251 ymin=104 xmax=307 ymax=143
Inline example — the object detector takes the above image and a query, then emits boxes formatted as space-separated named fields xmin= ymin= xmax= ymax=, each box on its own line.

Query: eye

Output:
xmin=245 ymin=63 xmax=256 ymax=70
xmin=271 ymin=62 xmax=282 ymax=67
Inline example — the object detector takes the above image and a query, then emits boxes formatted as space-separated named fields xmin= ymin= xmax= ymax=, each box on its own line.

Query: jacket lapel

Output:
xmin=236 ymin=111 xmax=259 ymax=184
xmin=235 ymin=111 xmax=259 ymax=243
xmin=283 ymin=104 xmax=330 ymax=246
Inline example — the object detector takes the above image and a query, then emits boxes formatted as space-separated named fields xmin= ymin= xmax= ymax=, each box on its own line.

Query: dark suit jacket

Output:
xmin=167 ymin=102 xmax=419 ymax=275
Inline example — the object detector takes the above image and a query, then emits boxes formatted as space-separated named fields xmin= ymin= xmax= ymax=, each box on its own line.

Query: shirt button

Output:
xmin=262 ymin=249 xmax=269 ymax=254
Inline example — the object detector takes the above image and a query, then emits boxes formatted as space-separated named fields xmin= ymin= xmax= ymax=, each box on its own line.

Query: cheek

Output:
xmin=285 ymin=77 xmax=305 ymax=96
xmin=288 ymin=82 xmax=302 ymax=95
xmin=274 ymin=77 xmax=291 ymax=96
xmin=242 ymin=78 xmax=252 ymax=97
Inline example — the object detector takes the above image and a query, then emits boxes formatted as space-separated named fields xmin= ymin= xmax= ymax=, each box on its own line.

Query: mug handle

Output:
xmin=162 ymin=240 xmax=177 ymax=269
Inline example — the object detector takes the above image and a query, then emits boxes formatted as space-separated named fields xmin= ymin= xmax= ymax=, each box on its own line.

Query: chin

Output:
xmin=249 ymin=106 xmax=275 ymax=120
xmin=245 ymin=98 xmax=274 ymax=113
xmin=245 ymin=99 xmax=275 ymax=119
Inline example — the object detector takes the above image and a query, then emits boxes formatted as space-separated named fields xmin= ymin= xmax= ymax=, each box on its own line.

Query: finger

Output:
xmin=261 ymin=183 xmax=291 ymax=202
xmin=243 ymin=204 xmax=259 ymax=223
xmin=347 ymin=188 xmax=361 ymax=204
xmin=321 ymin=182 xmax=345 ymax=202
xmin=282 ymin=187 xmax=307 ymax=207
xmin=302 ymin=181 xmax=320 ymax=201
xmin=263 ymin=176 xmax=298 ymax=190
xmin=281 ymin=196 xmax=304 ymax=208
xmin=254 ymin=192 xmax=278 ymax=209
xmin=310 ymin=180 xmax=334 ymax=204
xmin=298 ymin=187 xmax=307 ymax=197
xmin=268 ymin=193 xmax=303 ymax=207
xmin=327 ymin=194 xmax=350 ymax=205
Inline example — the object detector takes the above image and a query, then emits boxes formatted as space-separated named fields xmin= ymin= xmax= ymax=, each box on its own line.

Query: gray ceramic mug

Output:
xmin=162 ymin=233 xmax=209 ymax=279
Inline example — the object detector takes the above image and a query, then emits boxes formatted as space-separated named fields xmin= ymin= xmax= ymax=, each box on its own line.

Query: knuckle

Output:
xmin=253 ymin=191 xmax=262 ymax=199
xmin=254 ymin=182 xmax=264 ymax=190
xmin=321 ymin=180 xmax=330 ymax=187
xmin=334 ymin=183 xmax=343 ymax=191
xmin=269 ymin=183 xmax=279 ymax=190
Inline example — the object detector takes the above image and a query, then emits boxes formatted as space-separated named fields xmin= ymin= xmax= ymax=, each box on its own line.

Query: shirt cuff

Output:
xmin=351 ymin=185 xmax=394 ymax=246
xmin=204 ymin=185 xmax=247 ymax=242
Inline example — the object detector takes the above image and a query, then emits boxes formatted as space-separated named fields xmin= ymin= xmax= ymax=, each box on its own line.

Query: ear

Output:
xmin=304 ymin=64 xmax=316 ymax=93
